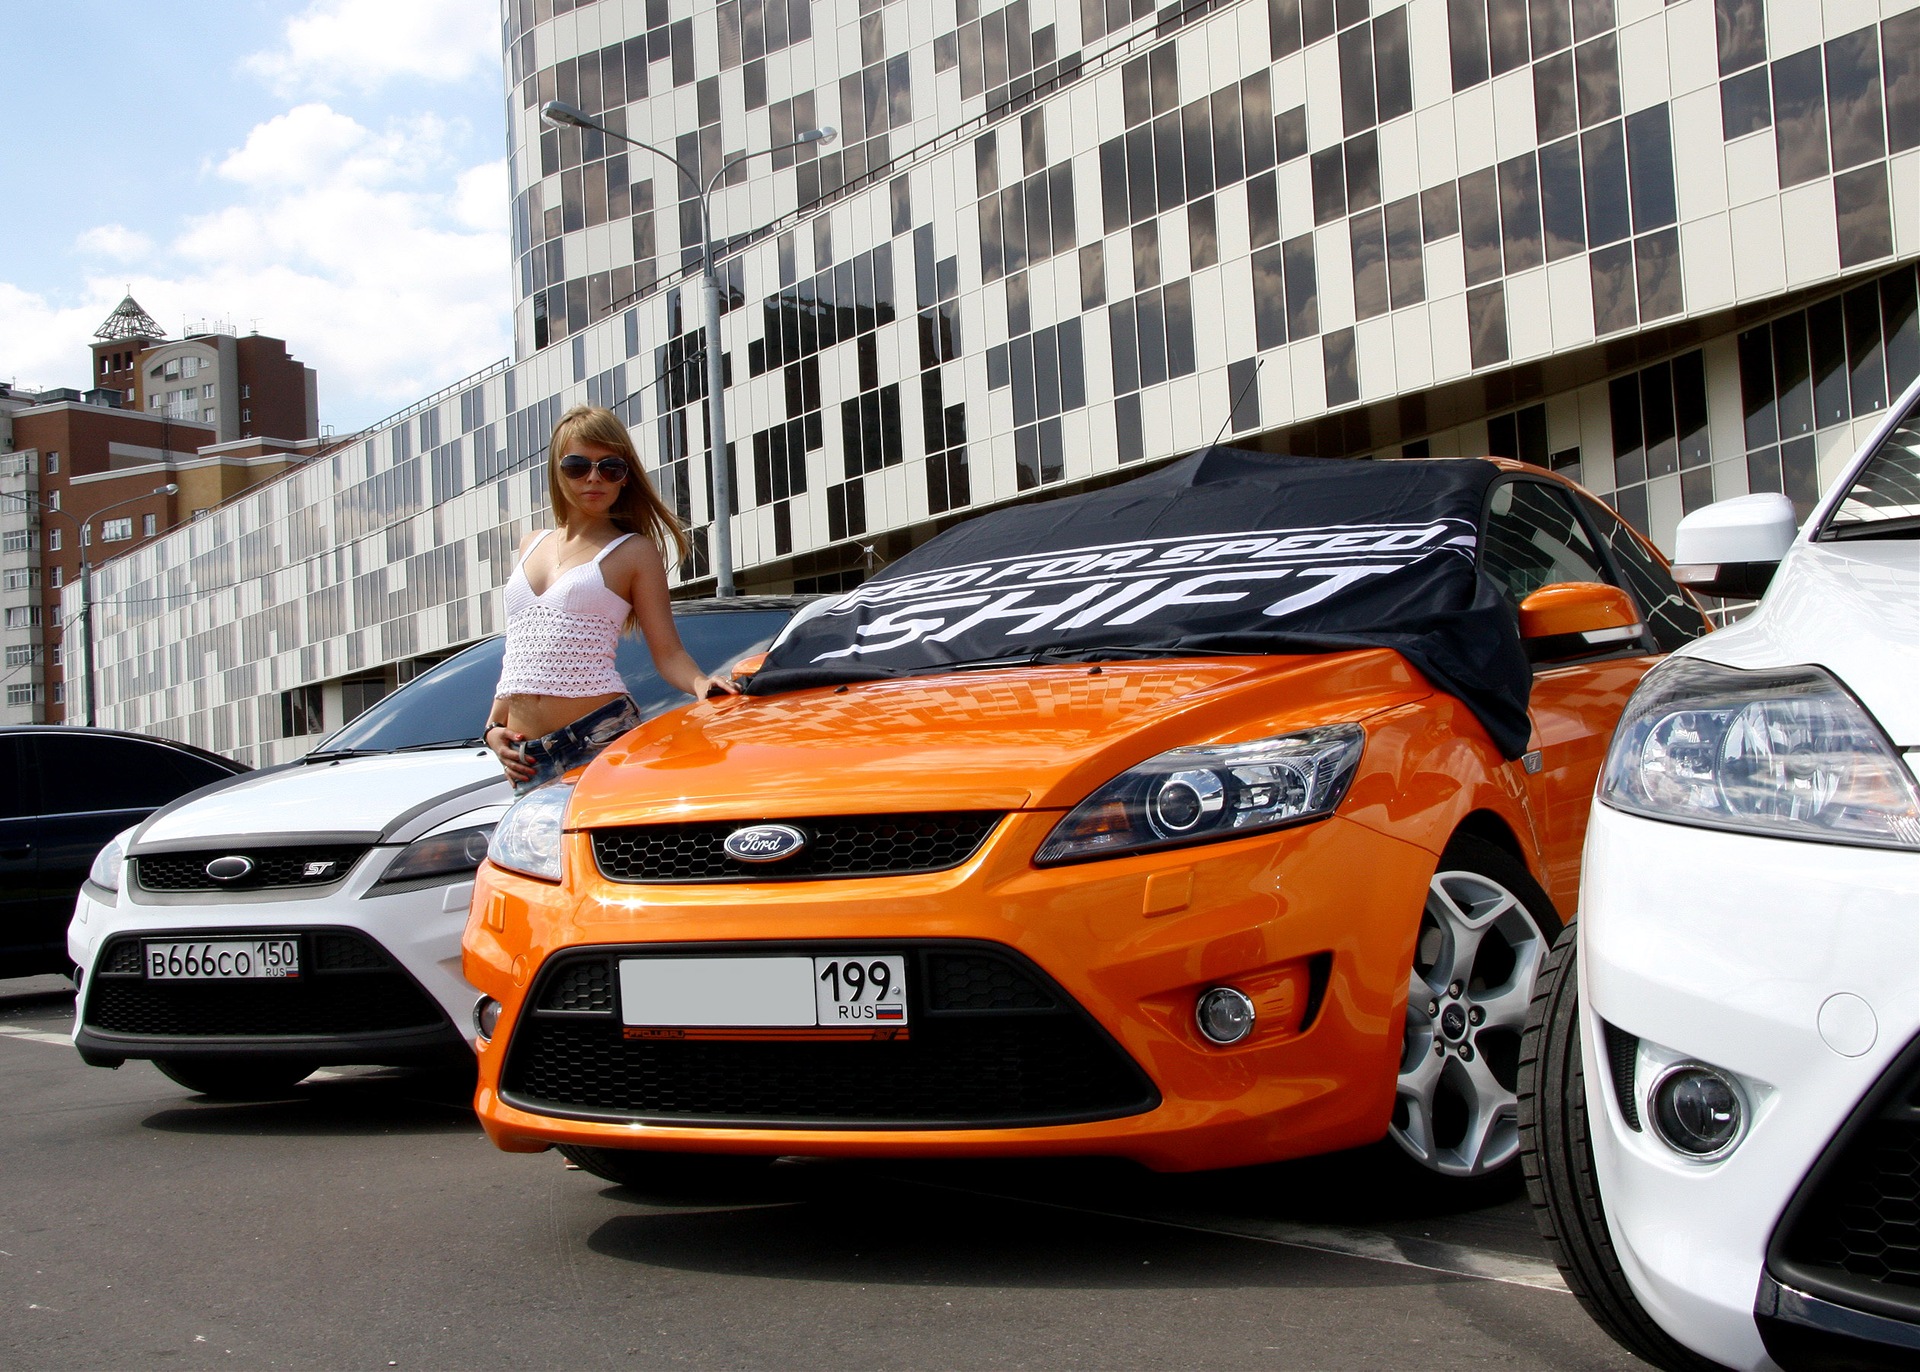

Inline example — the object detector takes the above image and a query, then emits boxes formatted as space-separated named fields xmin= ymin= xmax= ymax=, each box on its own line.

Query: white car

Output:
xmin=1521 ymin=377 xmax=1920 ymax=1371
xmin=68 ymin=599 xmax=800 ymax=1099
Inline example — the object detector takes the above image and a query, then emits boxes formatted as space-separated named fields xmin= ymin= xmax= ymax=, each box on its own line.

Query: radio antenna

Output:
xmin=1212 ymin=357 xmax=1266 ymax=449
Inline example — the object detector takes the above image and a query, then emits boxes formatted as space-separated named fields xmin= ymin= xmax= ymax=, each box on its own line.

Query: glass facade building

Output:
xmin=72 ymin=0 xmax=1920 ymax=765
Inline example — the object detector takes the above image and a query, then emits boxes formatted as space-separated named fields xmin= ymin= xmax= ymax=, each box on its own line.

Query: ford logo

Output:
xmin=722 ymin=824 xmax=808 ymax=863
xmin=205 ymin=855 xmax=255 ymax=882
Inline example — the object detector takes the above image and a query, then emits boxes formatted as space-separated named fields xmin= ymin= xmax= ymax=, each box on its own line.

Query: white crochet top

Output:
xmin=495 ymin=530 xmax=636 ymax=697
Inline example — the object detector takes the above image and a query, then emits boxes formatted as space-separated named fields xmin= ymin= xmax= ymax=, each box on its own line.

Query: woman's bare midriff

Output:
xmin=504 ymin=691 xmax=626 ymax=741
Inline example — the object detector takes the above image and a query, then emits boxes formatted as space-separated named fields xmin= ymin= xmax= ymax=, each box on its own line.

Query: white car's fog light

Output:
xmin=474 ymin=996 xmax=502 ymax=1040
xmin=1196 ymin=987 xmax=1256 ymax=1045
xmin=1649 ymin=1064 xmax=1744 ymax=1159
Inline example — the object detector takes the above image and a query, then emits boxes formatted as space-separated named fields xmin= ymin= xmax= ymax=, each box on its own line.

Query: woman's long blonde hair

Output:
xmin=546 ymin=405 xmax=690 ymax=563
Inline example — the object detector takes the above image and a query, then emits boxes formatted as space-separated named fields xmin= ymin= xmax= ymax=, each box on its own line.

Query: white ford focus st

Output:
xmin=67 ymin=599 xmax=798 ymax=1099
xmin=1521 ymin=377 xmax=1920 ymax=1372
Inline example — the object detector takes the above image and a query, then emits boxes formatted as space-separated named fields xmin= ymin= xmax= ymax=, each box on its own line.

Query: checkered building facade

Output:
xmin=72 ymin=0 xmax=1920 ymax=765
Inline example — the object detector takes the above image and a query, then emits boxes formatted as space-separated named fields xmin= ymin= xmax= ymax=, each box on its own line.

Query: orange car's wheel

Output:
xmin=558 ymin=1145 xmax=777 ymax=1194
xmin=1389 ymin=835 xmax=1554 ymax=1179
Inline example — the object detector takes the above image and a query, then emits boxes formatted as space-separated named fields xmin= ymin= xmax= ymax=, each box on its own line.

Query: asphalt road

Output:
xmin=0 ymin=973 xmax=1638 ymax=1371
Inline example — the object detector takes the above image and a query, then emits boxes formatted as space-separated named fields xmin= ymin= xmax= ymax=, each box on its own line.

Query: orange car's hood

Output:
xmin=569 ymin=650 xmax=1431 ymax=826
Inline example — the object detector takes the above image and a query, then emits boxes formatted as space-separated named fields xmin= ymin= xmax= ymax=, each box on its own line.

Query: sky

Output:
xmin=0 ymin=0 xmax=512 ymax=434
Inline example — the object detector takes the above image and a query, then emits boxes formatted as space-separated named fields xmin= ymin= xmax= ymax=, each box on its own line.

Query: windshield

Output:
xmin=315 ymin=609 xmax=795 ymax=755
xmin=1821 ymin=394 xmax=1920 ymax=539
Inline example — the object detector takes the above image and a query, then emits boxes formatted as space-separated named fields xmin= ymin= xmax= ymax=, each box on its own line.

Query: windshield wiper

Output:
xmin=303 ymin=747 xmax=385 ymax=763
xmin=393 ymin=737 xmax=489 ymax=752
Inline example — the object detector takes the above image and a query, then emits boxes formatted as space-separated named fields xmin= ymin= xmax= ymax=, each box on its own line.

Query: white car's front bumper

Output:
xmin=68 ymin=846 xmax=481 ymax=1067
xmin=1580 ymin=803 xmax=1920 ymax=1371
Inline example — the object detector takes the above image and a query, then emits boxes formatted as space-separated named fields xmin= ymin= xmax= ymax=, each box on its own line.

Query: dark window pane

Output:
xmin=1626 ymin=105 xmax=1676 ymax=232
xmin=1127 ymin=124 xmax=1157 ymax=223
xmin=1242 ymin=72 xmax=1277 ymax=174
xmin=1540 ymin=136 xmax=1585 ymax=259
xmin=1253 ymin=243 xmax=1289 ymax=349
xmin=1116 ymin=393 xmax=1144 ymax=462
xmin=1576 ymin=35 xmax=1621 ymax=127
xmin=1488 ymin=411 xmax=1519 ymax=460
xmin=1824 ymin=27 xmax=1886 ymax=172
xmin=1772 ymin=48 xmax=1830 ymax=187
xmin=1781 ymin=435 xmax=1821 ymax=517
xmin=977 ymin=194 xmax=1004 ymax=282
xmin=1375 ymin=8 xmax=1414 ymax=120
xmin=1590 ymin=240 xmax=1637 ymax=334
xmin=1050 ymin=164 xmax=1077 ymax=257
xmin=1385 ymin=195 xmax=1425 ymax=307
xmin=1467 ymin=283 xmax=1510 ymax=368
xmin=1275 ymin=105 xmax=1309 ymax=163
xmin=1122 ymin=54 xmax=1151 ymax=126
xmin=1100 ymin=136 xmax=1129 ymax=234
xmin=1150 ymin=42 xmax=1179 ymax=116
xmin=1137 ymin=287 xmax=1168 ymax=387
xmin=1165 ymin=280 xmax=1196 ymax=378
xmin=1498 ymin=152 xmax=1544 ymax=272
xmin=1674 ymin=350 xmax=1710 ymax=467
xmin=1249 ymin=172 xmax=1281 ymax=246
xmin=1737 ymin=325 xmax=1777 ymax=448
xmin=1774 ymin=314 xmax=1813 ymax=438
xmin=1489 ymin=0 xmax=1531 ymax=76
xmin=1080 ymin=243 xmax=1107 ymax=308
xmin=1346 ymin=132 xmax=1381 ymax=211
xmin=1681 ymin=465 xmax=1716 ymax=513
xmin=1421 ymin=182 xmax=1460 ymax=239
xmin=987 ymin=343 xmax=1011 ymax=389
xmin=1748 ymin=443 xmax=1782 ymax=494
xmin=1635 ymin=227 xmax=1682 ymax=322
xmin=1809 ymin=295 xmax=1849 ymax=428
xmin=1183 ymin=100 xmax=1215 ymax=199
xmin=1284 ymin=234 xmax=1321 ymax=336
xmin=1845 ymin=282 xmax=1888 ymax=417
xmin=1228 ymin=356 xmax=1262 ymax=433
xmin=1339 ymin=24 xmax=1378 ymax=134
xmin=1351 ymin=210 xmax=1389 ymax=319
xmin=1835 ymin=162 xmax=1894 ymax=268
xmin=1188 ymin=197 xmax=1219 ymax=268
xmin=1883 ymin=267 xmax=1920 ymax=396
xmin=1033 ymin=327 xmax=1061 ymax=418
xmin=1305 ymin=0 xmax=1336 ymax=43
xmin=1132 ymin=220 xmax=1161 ymax=288
xmin=1450 ymin=0 xmax=1491 ymax=91
xmin=1888 ymin=9 xmax=1920 ymax=153
xmin=1459 ymin=167 xmax=1503 ymax=285
xmin=1535 ymin=51 xmax=1577 ymax=141
xmin=1271 ymin=0 xmax=1304 ymax=58
xmin=1518 ymin=403 xmax=1550 ymax=466
xmin=1530 ymin=0 xmax=1571 ymax=56
xmin=1027 ymin=172 xmax=1053 ymax=265
xmin=1720 ymin=67 xmax=1772 ymax=139
xmin=1570 ymin=0 xmax=1612 ymax=43
xmin=1014 ymin=424 xmax=1042 ymax=489
xmin=1154 ymin=111 xmax=1185 ymax=210
xmin=1609 ymin=374 xmax=1645 ymax=486
xmin=1311 ymin=147 xmax=1347 ymax=223
xmin=1002 ymin=183 xmax=1029 ymax=274
xmin=1006 ymin=271 xmax=1032 ymax=336
xmin=1058 ymin=318 xmax=1086 ymax=410
xmin=1715 ymin=0 xmax=1766 ymax=76
xmin=1581 ymin=120 xmax=1630 ymax=246
xmin=1213 ymin=85 xmax=1248 ymax=185
xmin=1324 ymin=327 xmax=1360 ymax=406
xmin=1009 ymin=334 xmax=1036 ymax=423
xmin=1109 ymin=299 xmax=1140 ymax=393
xmin=1641 ymin=360 xmax=1678 ymax=478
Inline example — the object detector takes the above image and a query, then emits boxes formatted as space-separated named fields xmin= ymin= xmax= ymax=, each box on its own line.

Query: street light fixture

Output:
xmin=16 ymin=483 xmax=177 ymax=726
xmin=540 ymin=98 xmax=835 ymax=596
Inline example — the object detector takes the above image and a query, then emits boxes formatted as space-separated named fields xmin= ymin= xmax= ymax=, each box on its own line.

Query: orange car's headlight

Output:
xmin=1033 ymin=723 xmax=1365 ymax=866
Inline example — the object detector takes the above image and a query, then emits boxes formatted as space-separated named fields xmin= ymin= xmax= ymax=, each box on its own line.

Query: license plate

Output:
xmin=618 ymin=955 xmax=908 ymax=1027
xmin=144 ymin=939 xmax=300 ymax=980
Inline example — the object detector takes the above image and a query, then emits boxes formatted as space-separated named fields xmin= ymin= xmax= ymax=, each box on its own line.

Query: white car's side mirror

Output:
xmin=1670 ymin=492 xmax=1799 ymax=599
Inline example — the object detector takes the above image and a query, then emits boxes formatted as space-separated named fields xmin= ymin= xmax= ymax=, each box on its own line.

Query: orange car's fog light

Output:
xmin=474 ymin=996 xmax=502 ymax=1040
xmin=1196 ymin=987 xmax=1257 ymax=1045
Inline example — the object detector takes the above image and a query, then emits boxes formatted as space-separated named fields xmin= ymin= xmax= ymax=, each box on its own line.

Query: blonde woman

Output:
xmin=484 ymin=405 xmax=736 ymax=791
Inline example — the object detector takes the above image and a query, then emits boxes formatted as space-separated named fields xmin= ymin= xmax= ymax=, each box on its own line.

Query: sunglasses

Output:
xmin=558 ymin=453 xmax=631 ymax=482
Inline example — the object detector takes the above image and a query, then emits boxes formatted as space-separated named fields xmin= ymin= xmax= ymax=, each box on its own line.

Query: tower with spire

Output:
xmin=90 ymin=292 xmax=166 ymax=403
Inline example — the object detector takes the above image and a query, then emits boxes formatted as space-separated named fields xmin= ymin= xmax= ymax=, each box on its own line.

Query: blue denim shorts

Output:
xmin=513 ymin=695 xmax=643 ymax=794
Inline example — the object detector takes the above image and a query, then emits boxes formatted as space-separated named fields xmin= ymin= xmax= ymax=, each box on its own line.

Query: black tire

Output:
xmin=1517 ymin=922 xmax=1731 ymax=1372
xmin=153 ymin=1057 xmax=317 ymax=1100
xmin=557 ymin=1145 xmax=777 ymax=1194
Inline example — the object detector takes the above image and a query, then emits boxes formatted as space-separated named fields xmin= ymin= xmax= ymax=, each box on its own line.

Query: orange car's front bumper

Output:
xmin=465 ymin=810 xmax=1436 ymax=1173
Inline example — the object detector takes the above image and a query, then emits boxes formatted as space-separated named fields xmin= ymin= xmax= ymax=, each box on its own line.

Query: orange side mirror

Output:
xmin=1518 ymin=582 xmax=1642 ymax=648
xmin=730 ymin=652 xmax=769 ymax=680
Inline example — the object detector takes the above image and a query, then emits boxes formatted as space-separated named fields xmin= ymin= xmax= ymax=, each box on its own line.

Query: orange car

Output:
xmin=464 ymin=449 xmax=1708 ymax=1184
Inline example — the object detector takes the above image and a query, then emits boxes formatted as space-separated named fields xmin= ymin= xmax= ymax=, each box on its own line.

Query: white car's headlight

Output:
xmin=1600 ymin=658 xmax=1920 ymax=850
xmin=377 ymin=825 xmax=495 ymax=887
xmin=486 ymin=784 xmax=574 ymax=882
xmin=1035 ymin=724 xmax=1365 ymax=865
xmin=88 ymin=828 xmax=136 ymax=893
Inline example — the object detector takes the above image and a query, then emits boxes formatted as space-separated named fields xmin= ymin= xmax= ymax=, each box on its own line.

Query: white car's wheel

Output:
xmin=1518 ymin=923 xmax=1731 ymax=1372
xmin=153 ymin=1057 xmax=316 ymax=1100
xmin=1389 ymin=835 xmax=1551 ymax=1179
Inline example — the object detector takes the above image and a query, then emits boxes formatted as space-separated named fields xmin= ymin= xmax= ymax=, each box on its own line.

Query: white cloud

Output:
xmin=244 ymin=0 xmax=501 ymax=97
xmin=75 ymin=224 xmax=154 ymax=262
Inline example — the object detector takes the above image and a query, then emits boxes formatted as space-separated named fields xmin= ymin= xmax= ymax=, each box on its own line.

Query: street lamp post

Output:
xmin=540 ymin=99 xmax=834 ymax=597
xmin=18 ymin=483 xmax=177 ymax=726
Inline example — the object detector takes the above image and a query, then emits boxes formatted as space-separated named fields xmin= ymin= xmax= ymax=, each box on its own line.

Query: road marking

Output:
xmin=906 ymin=1181 xmax=1568 ymax=1293
xmin=0 ymin=1023 xmax=73 ymax=1048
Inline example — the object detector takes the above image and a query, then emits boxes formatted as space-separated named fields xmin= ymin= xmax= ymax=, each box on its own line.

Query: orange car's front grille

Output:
xmin=500 ymin=943 xmax=1158 ymax=1129
xmin=589 ymin=812 xmax=1004 ymax=883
